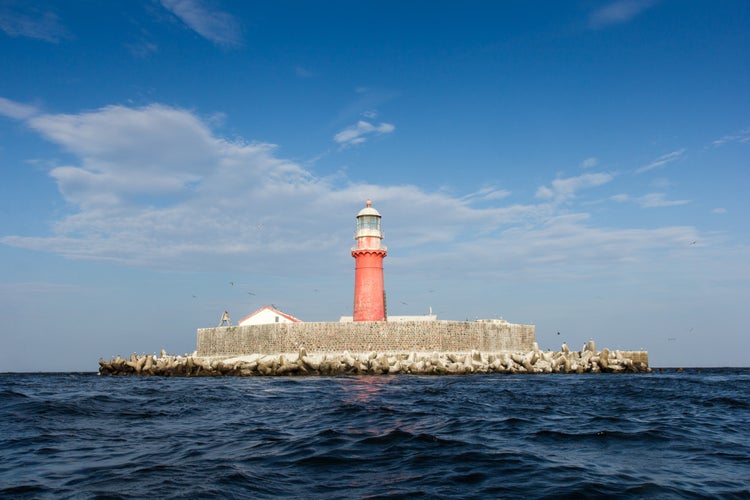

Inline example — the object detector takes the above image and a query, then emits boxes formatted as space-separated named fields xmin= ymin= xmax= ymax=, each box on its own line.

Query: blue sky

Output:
xmin=1 ymin=0 xmax=748 ymax=371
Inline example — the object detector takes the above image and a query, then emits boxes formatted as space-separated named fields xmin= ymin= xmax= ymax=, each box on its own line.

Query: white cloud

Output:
xmin=406 ymin=209 xmax=707 ymax=291
xmin=461 ymin=187 xmax=511 ymax=203
xmin=710 ymin=127 xmax=750 ymax=148
xmin=612 ymin=191 xmax=689 ymax=208
xmin=26 ymin=104 xmax=220 ymax=208
xmin=589 ymin=0 xmax=655 ymax=29
xmin=635 ymin=149 xmax=686 ymax=174
xmin=635 ymin=193 xmax=690 ymax=208
xmin=334 ymin=120 xmax=395 ymax=147
xmin=535 ymin=172 xmax=613 ymax=203
xmin=535 ymin=185 xmax=555 ymax=200
xmin=0 ymin=97 xmax=39 ymax=120
xmin=0 ymin=2 xmax=69 ymax=42
xmin=581 ymin=157 xmax=599 ymax=169
xmin=0 ymin=100 xmax=709 ymax=288
xmin=160 ymin=0 xmax=243 ymax=48
xmin=712 ymin=207 xmax=727 ymax=214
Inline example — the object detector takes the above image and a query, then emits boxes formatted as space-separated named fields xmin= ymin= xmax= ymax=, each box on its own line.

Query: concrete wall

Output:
xmin=619 ymin=351 xmax=649 ymax=365
xmin=197 ymin=320 xmax=536 ymax=356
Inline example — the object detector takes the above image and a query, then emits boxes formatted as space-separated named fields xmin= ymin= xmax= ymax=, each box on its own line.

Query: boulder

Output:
xmin=99 ymin=339 xmax=649 ymax=377
xmin=599 ymin=348 xmax=610 ymax=369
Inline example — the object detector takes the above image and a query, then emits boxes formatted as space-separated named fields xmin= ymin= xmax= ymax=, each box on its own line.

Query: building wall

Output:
xmin=197 ymin=320 xmax=536 ymax=356
xmin=238 ymin=308 xmax=298 ymax=326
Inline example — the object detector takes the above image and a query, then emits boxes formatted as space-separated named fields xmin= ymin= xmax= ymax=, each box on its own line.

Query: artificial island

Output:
xmin=99 ymin=201 xmax=650 ymax=376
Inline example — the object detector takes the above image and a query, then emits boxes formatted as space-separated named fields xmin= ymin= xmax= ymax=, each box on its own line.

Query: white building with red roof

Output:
xmin=238 ymin=305 xmax=302 ymax=326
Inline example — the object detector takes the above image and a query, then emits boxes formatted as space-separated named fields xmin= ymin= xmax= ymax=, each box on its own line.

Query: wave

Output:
xmin=1 ymin=372 xmax=749 ymax=498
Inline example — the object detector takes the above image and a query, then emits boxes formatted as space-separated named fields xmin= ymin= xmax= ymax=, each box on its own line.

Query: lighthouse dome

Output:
xmin=355 ymin=200 xmax=383 ymax=239
xmin=356 ymin=200 xmax=381 ymax=218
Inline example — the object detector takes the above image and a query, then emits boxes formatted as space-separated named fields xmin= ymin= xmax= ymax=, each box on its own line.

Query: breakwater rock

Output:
xmin=98 ymin=344 xmax=649 ymax=376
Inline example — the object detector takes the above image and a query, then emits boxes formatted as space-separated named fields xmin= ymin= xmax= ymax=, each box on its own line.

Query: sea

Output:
xmin=1 ymin=369 xmax=748 ymax=499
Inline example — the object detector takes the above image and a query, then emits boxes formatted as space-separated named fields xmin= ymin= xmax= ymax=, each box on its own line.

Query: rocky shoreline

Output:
xmin=98 ymin=342 xmax=650 ymax=376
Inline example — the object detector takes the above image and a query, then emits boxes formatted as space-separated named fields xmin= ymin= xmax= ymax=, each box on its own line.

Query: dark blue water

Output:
xmin=1 ymin=370 xmax=749 ymax=499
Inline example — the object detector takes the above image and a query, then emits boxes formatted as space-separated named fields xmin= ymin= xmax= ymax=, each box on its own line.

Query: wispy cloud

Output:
xmin=636 ymin=193 xmax=689 ymax=208
xmin=0 ymin=98 xmax=708 ymax=286
xmin=581 ymin=157 xmax=599 ymax=169
xmin=710 ymin=127 xmax=750 ymax=148
xmin=126 ymin=38 xmax=159 ymax=58
xmin=648 ymin=177 xmax=671 ymax=189
xmin=160 ymin=0 xmax=243 ymax=48
xmin=461 ymin=186 xmax=511 ymax=203
xmin=589 ymin=0 xmax=655 ymax=29
xmin=465 ymin=215 xmax=699 ymax=280
xmin=612 ymin=192 xmax=690 ymax=208
xmin=334 ymin=120 xmax=395 ymax=147
xmin=535 ymin=172 xmax=613 ymax=203
xmin=610 ymin=194 xmax=630 ymax=203
xmin=0 ymin=2 xmax=69 ymax=42
xmin=635 ymin=149 xmax=685 ymax=174
xmin=0 ymin=97 xmax=39 ymax=120
xmin=332 ymin=88 xmax=400 ymax=129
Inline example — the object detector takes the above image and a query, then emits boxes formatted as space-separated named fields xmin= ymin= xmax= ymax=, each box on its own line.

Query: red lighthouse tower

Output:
xmin=352 ymin=200 xmax=387 ymax=321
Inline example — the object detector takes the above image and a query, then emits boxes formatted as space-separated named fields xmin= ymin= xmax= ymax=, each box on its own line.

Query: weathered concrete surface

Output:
xmin=197 ymin=320 xmax=536 ymax=357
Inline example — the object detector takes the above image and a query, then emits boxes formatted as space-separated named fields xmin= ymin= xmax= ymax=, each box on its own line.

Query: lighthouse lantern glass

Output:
xmin=357 ymin=215 xmax=380 ymax=232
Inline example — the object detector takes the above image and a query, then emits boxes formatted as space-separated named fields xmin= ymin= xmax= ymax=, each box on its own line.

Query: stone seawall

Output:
xmin=196 ymin=320 xmax=536 ymax=357
xmin=98 ymin=345 xmax=651 ymax=376
xmin=98 ymin=321 xmax=652 ymax=376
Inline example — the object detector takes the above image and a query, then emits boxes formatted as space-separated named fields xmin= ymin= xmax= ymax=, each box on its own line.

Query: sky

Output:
xmin=1 ymin=0 xmax=748 ymax=371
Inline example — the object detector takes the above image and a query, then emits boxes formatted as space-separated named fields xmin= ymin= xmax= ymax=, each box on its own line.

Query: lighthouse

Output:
xmin=352 ymin=200 xmax=387 ymax=321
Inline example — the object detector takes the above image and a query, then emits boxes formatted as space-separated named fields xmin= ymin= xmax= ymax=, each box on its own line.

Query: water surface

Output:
xmin=1 ymin=370 xmax=748 ymax=498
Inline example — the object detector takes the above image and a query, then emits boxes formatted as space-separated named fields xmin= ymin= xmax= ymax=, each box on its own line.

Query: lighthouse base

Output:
xmin=197 ymin=319 xmax=535 ymax=356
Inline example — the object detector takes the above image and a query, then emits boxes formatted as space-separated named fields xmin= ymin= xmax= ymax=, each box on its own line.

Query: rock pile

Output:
xmin=98 ymin=343 xmax=650 ymax=376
